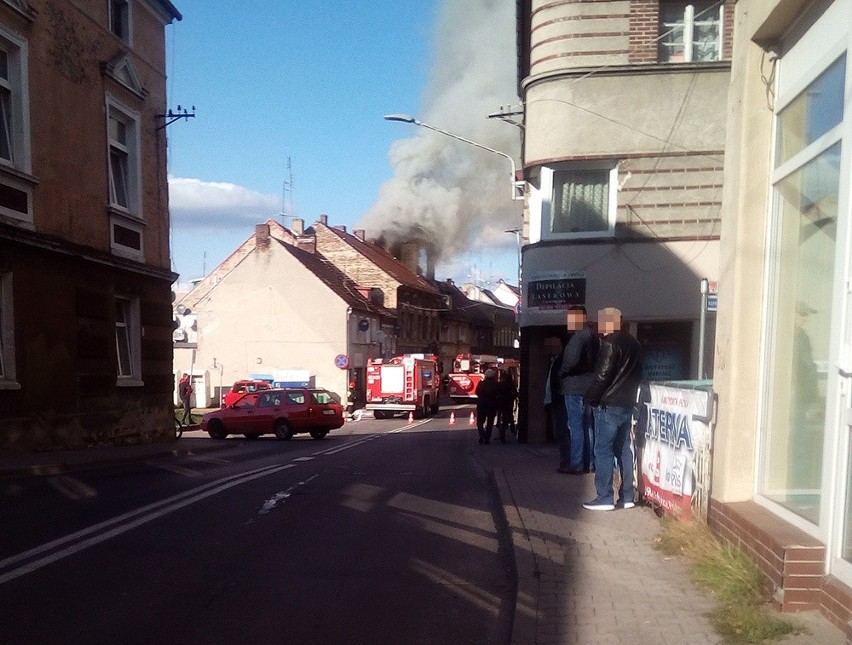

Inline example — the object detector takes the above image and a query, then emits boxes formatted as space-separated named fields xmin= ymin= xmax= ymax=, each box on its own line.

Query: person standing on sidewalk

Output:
xmin=475 ymin=368 xmax=502 ymax=445
xmin=582 ymin=308 xmax=643 ymax=511
xmin=543 ymin=336 xmax=570 ymax=468
xmin=497 ymin=370 xmax=518 ymax=443
xmin=558 ymin=305 xmax=600 ymax=474
xmin=179 ymin=374 xmax=193 ymax=425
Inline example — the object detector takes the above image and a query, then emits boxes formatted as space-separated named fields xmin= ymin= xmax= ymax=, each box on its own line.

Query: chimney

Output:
xmin=296 ymin=235 xmax=316 ymax=254
xmin=399 ymin=241 xmax=419 ymax=276
xmin=255 ymin=223 xmax=270 ymax=250
xmin=425 ymin=250 xmax=435 ymax=281
xmin=334 ymin=225 xmax=347 ymax=233
xmin=354 ymin=229 xmax=366 ymax=241
xmin=291 ymin=218 xmax=304 ymax=235
xmin=319 ymin=214 xmax=328 ymax=225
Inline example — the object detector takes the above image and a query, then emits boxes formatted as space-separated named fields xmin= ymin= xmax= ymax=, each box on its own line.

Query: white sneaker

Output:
xmin=622 ymin=501 xmax=635 ymax=510
xmin=583 ymin=498 xmax=615 ymax=511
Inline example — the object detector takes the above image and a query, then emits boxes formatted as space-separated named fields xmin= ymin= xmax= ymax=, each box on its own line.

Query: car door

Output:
xmin=227 ymin=392 xmax=261 ymax=432
xmin=284 ymin=389 xmax=310 ymax=430
xmin=252 ymin=390 xmax=283 ymax=433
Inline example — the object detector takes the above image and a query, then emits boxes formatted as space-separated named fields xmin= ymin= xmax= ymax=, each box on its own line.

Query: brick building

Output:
xmin=0 ymin=0 xmax=181 ymax=451
xmin=515 ymin=0 xmax=730 ymax=442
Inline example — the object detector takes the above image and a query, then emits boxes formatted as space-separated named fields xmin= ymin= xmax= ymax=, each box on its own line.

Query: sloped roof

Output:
xmin=178 ymin=220 xmax=296 ymax=310
xmin=435 ymin=280 xmax=493 ymax=326
xmin=497 ymin=280 xmax=521 ymax=296
xmin=315 ymin=224 xmax=440 ymax=295
xmin=275 ymin=240 xmax=393 ymax=317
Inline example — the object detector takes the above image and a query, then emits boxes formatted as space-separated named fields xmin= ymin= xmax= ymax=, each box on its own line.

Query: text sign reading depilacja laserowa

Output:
xmin=527 ymin=271 xmax=586 ymax=310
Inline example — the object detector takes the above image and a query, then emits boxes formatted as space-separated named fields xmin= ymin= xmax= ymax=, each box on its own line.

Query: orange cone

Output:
xmin=468 ymin=412 xmax=475 ymax=426
xmin=449 ymin=411 xmax=455 ymax=425
xmin=408 ymin=411 xmax=414 ymax=423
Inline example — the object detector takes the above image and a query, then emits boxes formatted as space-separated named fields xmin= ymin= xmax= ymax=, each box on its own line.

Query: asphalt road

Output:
xmin=0 ymin=411 xmax=515 ymax=644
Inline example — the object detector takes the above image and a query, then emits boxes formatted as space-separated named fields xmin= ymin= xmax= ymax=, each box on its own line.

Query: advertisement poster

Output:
xmin=527 ymin=271 xmax=586 ymax=310
xmin=640 ymin=383 xmax=713 ymax=517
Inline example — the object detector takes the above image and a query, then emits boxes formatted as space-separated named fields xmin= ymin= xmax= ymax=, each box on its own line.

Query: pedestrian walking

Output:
xmin=178 ymin=374 xmax=193 ymax=425
xmin=582 ymin=308 xmax=643 ymax=511
xmin=475 ymin=368 xmax=502 ymax=445
xmin=497 ymin=370 xmax=517 ymax=443
xmin=558 ymin=305 xmax=599 ymax=474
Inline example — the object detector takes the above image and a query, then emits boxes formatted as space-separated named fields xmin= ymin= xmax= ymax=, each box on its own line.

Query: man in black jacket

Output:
xmin=583 ymin=308 xmax=643 ymax=511
xmin=475 ymin=368 xmax=502 ymax=445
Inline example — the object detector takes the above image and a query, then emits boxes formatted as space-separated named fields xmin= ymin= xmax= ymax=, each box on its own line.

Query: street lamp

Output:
xmin=384 ymin=114 xmax=524 ymax=201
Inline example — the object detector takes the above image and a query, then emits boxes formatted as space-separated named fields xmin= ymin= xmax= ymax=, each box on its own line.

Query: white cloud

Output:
xmin=168 ymin=175 xmax=282 ymax=229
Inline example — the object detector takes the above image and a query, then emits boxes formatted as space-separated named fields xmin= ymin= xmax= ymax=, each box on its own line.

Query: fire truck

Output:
xmin=446 ymin=353 xmax=519 ymax=400
xmin=366 ymin=354 xmax=440 ymax=419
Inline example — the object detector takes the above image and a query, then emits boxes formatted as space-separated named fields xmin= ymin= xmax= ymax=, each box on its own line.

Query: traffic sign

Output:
xmin=334 ymin=354 xmax=350 ymax=369
xmin=707 ymin=295 xmax=718 ymax=312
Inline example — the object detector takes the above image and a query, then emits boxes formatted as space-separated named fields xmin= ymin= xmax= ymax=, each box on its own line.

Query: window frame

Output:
xmin=0 ymin=272 xmax=18 ymax=390
xmin=538 ymin=161 xmax=619 ymax=241
xmin=658 ymin=1 xmax=724 ymax=64
xmin=0 ymin=24 xmax=32 ymax=226
xmin=106 ymin=95 xmax=144 ymax=260
xmin=109 ymin=0 xmax=132 ymax=45
xmin=114 ymin=295 xmax=143 ymax=386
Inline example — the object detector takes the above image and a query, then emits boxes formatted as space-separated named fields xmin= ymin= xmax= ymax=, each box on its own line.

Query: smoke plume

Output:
xmin=359 ymin=0 xmax=521 ymax=270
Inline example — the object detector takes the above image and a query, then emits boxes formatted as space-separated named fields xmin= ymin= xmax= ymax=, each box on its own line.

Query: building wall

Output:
xmin=0 ymin=1 xmax=178 ymax=452
xmin=173 ymin=242 xmax=365 ymax=406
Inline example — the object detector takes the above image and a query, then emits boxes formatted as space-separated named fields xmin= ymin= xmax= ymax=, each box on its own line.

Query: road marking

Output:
xmin=0 ymin=426 xmax=421 ymax=585
xmin=46 ymin=476 xmax=98 ymax=501
xmin=248 ymin=474 xmax=320 ymax=524
xmin=0 ymin=463 xmax=295 ymax=585
xmin=144 ymin=461 xmax=201 ymax=477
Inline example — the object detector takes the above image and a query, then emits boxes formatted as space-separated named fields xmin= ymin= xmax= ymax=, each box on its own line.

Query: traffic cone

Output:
xmin=468 ymin=412 xmax=475 ymax=426
xmin=408 ymin=411 xmax=414 ymax=423
xmin=449 ymin=411 xmax=455 ymax=425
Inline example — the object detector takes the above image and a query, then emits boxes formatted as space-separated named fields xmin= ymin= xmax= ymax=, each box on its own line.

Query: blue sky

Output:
xmin=166 ymin=1 xmax=521 ymax=288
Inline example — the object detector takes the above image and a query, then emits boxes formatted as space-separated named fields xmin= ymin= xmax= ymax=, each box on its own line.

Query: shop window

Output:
xmin=658 ymin=2 xmax=723 ymax=63
xmin=761 ymin=55 xmax=846 ymax=524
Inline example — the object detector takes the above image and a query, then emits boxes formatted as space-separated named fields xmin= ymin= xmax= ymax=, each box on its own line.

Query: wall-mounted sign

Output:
xmin=527 ymin=271 xmax=586 ymax=310
xmin=335 ymin=354 xmax=350 ymax=369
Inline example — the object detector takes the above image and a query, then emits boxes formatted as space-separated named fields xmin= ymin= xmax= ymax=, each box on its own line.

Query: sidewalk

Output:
xmin=472 ymin=441 xmax=845 ymax=645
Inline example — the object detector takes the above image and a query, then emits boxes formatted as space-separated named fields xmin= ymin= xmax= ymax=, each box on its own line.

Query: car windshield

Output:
xmin=311 ymin=391 xmax=334 ymax=404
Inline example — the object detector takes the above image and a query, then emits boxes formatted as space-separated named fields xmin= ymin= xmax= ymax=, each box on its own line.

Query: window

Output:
xmin=0 ymin=26 xmax=32 ymax=224
xmin=110 ymin=0 xmax=131 ymax=43
xmin=0 ymin=272 xmax=17 ymax=389
xmin=539 ymin=164 xmax=618 ymax=239
xmin=287 ymin=391 xmax=306 ymax=405
xmin=106 ymin=97 xmax=143 ymax=259
xmin=114 ymin=296 xmax=142 ymax=384
xmin=659 ymin=2 xmax=723 ymax=63
xmin=761 ymin=54 xmax=846 ymax=525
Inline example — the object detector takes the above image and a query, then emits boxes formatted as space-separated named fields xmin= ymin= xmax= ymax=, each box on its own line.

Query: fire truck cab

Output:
xmin=447 ymin=354 xmax=519 ymax=400
xmin=366 ymin=354 xmax=440 ymax=419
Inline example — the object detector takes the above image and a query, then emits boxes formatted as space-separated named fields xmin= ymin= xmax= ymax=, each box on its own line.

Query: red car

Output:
xmin=202 ymin=388 xmax=344 ymax=440
xmin=222 ymin=380 xmax=272 ymax=407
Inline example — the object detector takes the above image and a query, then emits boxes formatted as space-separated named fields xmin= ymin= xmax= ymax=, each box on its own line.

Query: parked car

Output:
xmin=202 ymin=388 xmax=344 ymax=440
xmin=222 ymin=380 xmax=271 ymax=407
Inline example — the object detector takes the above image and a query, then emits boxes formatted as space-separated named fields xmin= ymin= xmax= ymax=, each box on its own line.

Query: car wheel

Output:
xmin=207 ymin=419 xmax=227 ymax=440
xmin=310 ymin=430 xmax=329 ymax=440
xmin=274 ymin=419 xmax=294 ymax=440
xmin=244 ymin=433 xmax=261 ymax=440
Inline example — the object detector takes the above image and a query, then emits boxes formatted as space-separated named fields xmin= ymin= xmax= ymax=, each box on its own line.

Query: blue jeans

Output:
xmin=591 ymin=405 xmax=635 ymax=505
xmin=564 ymin=394 xmax=594 ymax=471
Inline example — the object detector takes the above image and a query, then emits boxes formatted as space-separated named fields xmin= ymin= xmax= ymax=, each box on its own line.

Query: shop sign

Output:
xmin=527 ymin=271 xmax=586 ymax=310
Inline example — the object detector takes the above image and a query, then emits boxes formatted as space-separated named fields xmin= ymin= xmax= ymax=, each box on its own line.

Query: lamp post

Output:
xmin=384 ymin=114 xmax=524 ymax=201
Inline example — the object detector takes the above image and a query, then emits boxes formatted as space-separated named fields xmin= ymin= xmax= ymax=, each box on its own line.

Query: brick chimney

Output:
xmin=255 ymin=223 xmax=270 ymax=250
xmin=334 ymin=225 xmax=347 ymax=233
xmin=291 ymin=218 xmax=304 ymax=235
xmin=296 ymin=235 xmax=316 ymax=254
xmin=399 ymin=241 xmax=419 ymax=275
xmin=354 ymin=229 xmax=366 ymax=241
xmin=319 ymin=214 xmax=328 ymax=225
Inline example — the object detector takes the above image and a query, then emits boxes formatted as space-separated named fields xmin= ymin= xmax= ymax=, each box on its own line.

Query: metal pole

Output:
xmin=698 ymin=278 xmax=708 ymax=380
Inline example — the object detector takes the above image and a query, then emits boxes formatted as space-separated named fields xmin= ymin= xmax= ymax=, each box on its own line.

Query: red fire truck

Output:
xmin=446 ymin=354 xmax=519 ymax=400
xmin=366 ymin=354 xmax=440 ymax=419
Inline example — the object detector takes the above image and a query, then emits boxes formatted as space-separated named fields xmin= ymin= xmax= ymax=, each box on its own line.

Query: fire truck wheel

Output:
xmin=430 ymin=400 xmax=440 ymax=414
xmin=274 ymin=419 xmax=294 ymax=440
xmin=373 ymin=410 xmax=389 ymax=419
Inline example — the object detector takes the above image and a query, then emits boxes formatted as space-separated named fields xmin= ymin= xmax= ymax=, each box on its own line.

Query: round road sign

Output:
xmin=335 ymin=354 xmax=350 ymax=369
